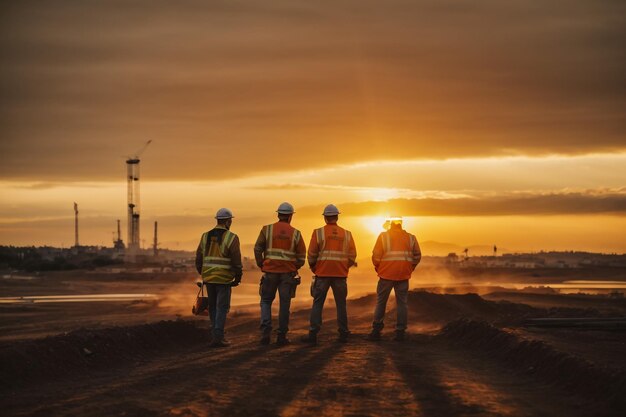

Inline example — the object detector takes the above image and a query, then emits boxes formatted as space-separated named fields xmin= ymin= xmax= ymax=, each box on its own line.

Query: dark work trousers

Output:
xmin=309 ymin=277 xmax=349 ymax=335
xmin=260 ymin=272 xmax=294 ymax=336
xmin=372 ymin=278 xmax=409 ymax=332
xmin=206 ymin=283 xmax=232 ymax=340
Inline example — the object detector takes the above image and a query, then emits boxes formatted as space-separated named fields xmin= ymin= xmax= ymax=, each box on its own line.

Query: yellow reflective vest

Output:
xmin=200 ymin=227 xmax=238 ymax=284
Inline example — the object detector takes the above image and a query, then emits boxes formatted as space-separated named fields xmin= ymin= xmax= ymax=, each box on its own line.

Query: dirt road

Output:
xmin=3 ymin=304 xmax=616 ymax=417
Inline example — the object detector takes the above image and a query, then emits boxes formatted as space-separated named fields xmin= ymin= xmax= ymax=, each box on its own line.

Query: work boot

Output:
xmin=276 ymin=334 xmax=290 ymax=346
xmin=338 ymin=332 xmax=350 ymax=343
xmin=210 ymin=338 xmax=231 ymax=348
xmin=367 ymin=330 xmax=382 ymax=341
xmin=300 ymin=332 xmax=317 ymax=346
xmin=260 ymin=332 xmax=271 ymax=346
xmin=393 ymin=330 xmax=406 ymax=342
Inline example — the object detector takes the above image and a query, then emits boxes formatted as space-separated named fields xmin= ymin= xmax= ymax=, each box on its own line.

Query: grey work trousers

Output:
xmin=372 ymin=278 xmax=409 ymax=331
xmin=260 ymin=272 xmax=294 ymax=336
xmin=206 ymin=283 xmax=232 ymax=339
xmin=309 ymin=277 xmax=349 ymax=335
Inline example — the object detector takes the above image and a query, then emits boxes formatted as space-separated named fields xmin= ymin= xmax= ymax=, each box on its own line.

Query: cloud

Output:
xmin=299 ymin=191 xmax=626 ymax=217
xmin=247 ymin=183 xmax=366 ymax=191
xmin=0 ymin=0 xmax=625 ymax=181
xmin=246 ymin=182 xmax=414 ymax=193
xmin=7 ymin=182 xmax=62 ymax=190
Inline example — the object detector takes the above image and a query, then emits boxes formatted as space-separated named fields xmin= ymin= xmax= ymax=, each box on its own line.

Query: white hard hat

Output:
xmin=383 ymin=216 xmax=402 ymax=230
xmin=276 ymin=202 xmax=295 ymax=214
xmin=322 ymin=204 xmax=340 ymax=216
xmin=215 ymin=208 xmax=234 ymax=220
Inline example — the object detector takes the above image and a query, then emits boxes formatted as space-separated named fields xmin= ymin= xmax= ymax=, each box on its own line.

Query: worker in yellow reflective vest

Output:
xmin=301 ymin=204 xmax=356 ymax=345
xmin=254 ymin=202 xmax=306 ymax=346
xmin=195 ymin=208 xmax=243 ymax=347
xmin=367 ymin=217 xmax=421 ymax=342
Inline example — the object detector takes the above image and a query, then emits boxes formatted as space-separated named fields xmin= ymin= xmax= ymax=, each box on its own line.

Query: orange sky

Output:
xmin=0 ymin=1 xmax=624 ymax=254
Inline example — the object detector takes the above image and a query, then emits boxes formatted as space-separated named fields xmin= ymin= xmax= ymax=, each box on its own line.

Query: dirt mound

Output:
xmin=438 ymin=319 xmax=626 ymax=412
xmin=407 ymin=290 xmax=606 ymax=324
xmin=409 ymin=291 xmax=512 ymax=322
xmin=347 ymin=293 xmax=377 ymax=308
xmin=0 ymin=319 xmax=208 ymax=389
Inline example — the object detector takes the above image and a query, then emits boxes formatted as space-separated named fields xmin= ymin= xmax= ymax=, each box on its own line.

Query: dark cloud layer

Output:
xmin=299 ymin=192 xmax=626 ymax=217
xmin=1 ymin=0 xmax=625 ymax=181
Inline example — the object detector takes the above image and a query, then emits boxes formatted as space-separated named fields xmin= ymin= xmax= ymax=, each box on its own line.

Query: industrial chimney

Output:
xmin=153 ymin=221 xmax=159 ymax=258
xmin=73 ymin=202 xmax=79 ymax=248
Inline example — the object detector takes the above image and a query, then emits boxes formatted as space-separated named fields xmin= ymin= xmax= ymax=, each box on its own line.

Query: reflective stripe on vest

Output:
xmin=201 ymin=230 xmax=235 ymax=270
xmin=264 ymin=224 xmax=300 ymax=261
xmin=380 ymin=232 xmax=416 ymax=262
xmin=315 ymin=227 xmax=351 ymax=261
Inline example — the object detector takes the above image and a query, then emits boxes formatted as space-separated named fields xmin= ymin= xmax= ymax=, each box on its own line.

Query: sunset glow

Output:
xmin=361 ymin=216 xmax=389 ymax=236
xmin=0 ymin=1 xmax=624 ymax=255
xmin=0 ymin=152 xmax=625 ymax=254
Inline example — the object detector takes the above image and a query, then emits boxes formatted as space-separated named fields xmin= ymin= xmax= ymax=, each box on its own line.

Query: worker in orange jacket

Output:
xmin=254 ymin=202 xmax=306 ymax=346
xmin=301 ymin=204 xmax=356 ymax=345
xmin=367 ymin=217 xmax=421 ymax=342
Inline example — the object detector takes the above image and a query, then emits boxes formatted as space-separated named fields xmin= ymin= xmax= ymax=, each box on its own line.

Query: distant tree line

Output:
xmin=0 ymin=246 xmax=122 ymax=272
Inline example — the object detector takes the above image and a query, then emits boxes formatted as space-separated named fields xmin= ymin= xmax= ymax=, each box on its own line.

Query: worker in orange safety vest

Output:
xmin=254 ymin=202 xmax=306 ymax=346
xmin=367 ymin=217 xmax=421 ymax=342
xmin=301 ymin=204 xmax=356 ymax=345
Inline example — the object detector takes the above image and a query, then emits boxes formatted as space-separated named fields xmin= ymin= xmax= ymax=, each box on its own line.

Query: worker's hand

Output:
xmin=231 ymin=276 xmax=242 ymax=287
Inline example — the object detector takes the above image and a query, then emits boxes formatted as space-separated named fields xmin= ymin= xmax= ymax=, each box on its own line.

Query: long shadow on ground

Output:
xmin=383 ymin=335 xmax=491 ymax=417
xmin=16 ymin=338 xmax=270 ymax=416
xmin=217 ymin=344 xmax=341 ymax=417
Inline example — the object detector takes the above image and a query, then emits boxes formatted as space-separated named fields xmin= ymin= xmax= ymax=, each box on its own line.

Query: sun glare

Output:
xmin=361 ymin=216 xmax=388 ymax=235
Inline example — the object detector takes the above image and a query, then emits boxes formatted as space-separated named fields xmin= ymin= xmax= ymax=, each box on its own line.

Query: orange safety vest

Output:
xmin=261 ymin=222 xmax=305 ymax=273
xmin=372 ymin=228 xmax=421 ymax=280
xmin=308 ymin=224 xmax=356 ymax=278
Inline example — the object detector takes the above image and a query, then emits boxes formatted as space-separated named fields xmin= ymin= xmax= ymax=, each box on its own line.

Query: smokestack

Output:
xmin=113 ymin=219 xmax=125 ymax=250
xmin=73 ymin=202 xmax=79 ymax=248
xmin=153 ymin=221 xmax=158 ymax=257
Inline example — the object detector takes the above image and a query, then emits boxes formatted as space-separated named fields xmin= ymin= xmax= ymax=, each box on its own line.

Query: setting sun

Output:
xmin=361 ymin=216 xmax=389 ymax=235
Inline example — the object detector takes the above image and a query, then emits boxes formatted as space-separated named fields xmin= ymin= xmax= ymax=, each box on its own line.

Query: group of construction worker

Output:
xmin=195 ymin=202 xmax=421 ymax=347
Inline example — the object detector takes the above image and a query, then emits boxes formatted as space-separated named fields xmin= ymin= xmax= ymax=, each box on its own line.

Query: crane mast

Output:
xmin=125 ymin=140 xmax=151 ymax=259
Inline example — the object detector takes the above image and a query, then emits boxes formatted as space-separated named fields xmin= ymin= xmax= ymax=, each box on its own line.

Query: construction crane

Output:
xmin=127 ymin=140 xmax=152 ymax=161
xmin=126 ymin=140 xmax=152 ymax=257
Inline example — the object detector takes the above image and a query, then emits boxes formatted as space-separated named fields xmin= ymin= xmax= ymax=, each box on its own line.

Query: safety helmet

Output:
xmin=215 ymin=208 xmax=234 ymax=220
xmin=383 ymin=216 xmax=402 ymax=230
xmin=322 ymin=204 xmax=340 ymax=216
xmin=276 ymin=202 xmax=295 ymax=214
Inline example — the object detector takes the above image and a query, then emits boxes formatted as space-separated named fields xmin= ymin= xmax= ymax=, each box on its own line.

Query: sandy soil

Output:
xmin=1 ymin=271 xmax=625 ymax=416
xmin=3 ymin=313 xmax=621 ymax=417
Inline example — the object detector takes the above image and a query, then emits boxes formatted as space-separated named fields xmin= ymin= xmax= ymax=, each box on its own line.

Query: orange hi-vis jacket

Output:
xmin=254 ymin=221 xmax=306 ymax=273
xmin=372 ymin=227 xmax=421 ymax=281
xmin=308 ymin=223 xmax=357 ymax=278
